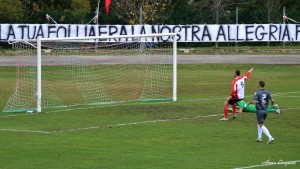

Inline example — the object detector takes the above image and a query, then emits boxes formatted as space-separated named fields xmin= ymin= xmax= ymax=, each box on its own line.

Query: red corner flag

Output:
xmin=105 ymin=0 xmax=111 ymax=15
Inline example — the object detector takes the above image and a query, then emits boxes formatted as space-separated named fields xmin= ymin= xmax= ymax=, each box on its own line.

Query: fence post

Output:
xmin=235 ymin=7 xmax=239 ymax=52
xmin=283 ymin=6 xmax=286 ymax=49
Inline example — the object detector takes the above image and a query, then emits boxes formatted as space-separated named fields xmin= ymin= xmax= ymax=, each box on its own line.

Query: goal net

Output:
xmin=4 ymin=33 xmax=177 ymax=113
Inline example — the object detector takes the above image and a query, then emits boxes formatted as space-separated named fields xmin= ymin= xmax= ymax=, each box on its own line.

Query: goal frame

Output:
xmin=35 ymin=33 xmax=177 ymax=112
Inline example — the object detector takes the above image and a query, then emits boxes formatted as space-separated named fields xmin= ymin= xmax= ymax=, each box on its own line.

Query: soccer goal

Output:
xmin=4 ymin=33 xmax=177 ymax=113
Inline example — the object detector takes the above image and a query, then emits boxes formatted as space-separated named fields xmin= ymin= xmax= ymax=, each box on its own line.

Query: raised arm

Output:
xmin=244 ymin=67 xmax=254 ymax=79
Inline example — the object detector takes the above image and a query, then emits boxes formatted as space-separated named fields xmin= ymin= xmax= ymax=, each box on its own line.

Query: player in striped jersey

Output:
xmin=220 ymin=67 xmax=254 ymax=121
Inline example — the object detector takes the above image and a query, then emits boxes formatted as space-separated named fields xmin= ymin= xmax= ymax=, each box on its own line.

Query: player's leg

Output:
xmin=272 ymin=104 xmax=281 ymax=113
xmin=258 ymin=111 xmax=274 ymax=143
xmin=262 ymin=124 xmax=274 ymax=144
xmin=229 ymin=98 xmax=240 ymax=119
xmin=221 ymin=97 xmax=240 ymax=120
xmin=267 ymin=106 xmax=280 ymax=113
xmin=220 ymin=99 xmax=229 ymax=120
xmin=232 ymin=104 xmax=237 ymax=118
xmin=256 ymin=123 xmax=262 ymax=142
xmin=256 ymin=112 xmax=264 ymax=142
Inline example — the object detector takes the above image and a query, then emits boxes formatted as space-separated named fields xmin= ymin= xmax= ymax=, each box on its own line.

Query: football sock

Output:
xmin=261 ymin=126 xmax=272 ymax=139
xmin=224 ymin=104 xmax=228 ymax=118
xmin=257 ymin=124 xmax=262 ymax=139
xmin=233 ymin=104 xmax=237 ymax=116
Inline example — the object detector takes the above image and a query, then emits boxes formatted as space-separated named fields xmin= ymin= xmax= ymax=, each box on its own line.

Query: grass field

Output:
xmin=0 ymin=64 xmax=300 ymax=169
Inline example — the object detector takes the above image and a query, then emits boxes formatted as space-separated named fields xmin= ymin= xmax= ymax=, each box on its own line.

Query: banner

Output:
xmin=1 ymin=24 xmax=300 ymax=42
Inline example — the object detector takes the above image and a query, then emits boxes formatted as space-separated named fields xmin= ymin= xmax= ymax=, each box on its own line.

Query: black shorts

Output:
xmin=256 ymin=110 xmax=268 ymax=123
xmin=228 ymin=98 xmax=242 ymax=105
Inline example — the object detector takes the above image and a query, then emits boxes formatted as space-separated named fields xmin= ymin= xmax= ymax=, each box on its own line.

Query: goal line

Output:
xmin=4 ymin=33 xmax=177 ymax=113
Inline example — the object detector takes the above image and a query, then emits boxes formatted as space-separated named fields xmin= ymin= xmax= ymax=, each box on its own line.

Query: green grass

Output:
xmin=0 ymin=64 xmax=300 ymax=169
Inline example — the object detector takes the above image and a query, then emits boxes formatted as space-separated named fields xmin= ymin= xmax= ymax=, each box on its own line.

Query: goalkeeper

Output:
xmin=232 ymin=100 xmax=281 ymax=114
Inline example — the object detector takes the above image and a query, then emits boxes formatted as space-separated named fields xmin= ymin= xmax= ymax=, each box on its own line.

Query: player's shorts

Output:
xmin=228 ymin=97 xmax=242 ymax=105
xmin=256 ymin=110 xmax=268 ymax=123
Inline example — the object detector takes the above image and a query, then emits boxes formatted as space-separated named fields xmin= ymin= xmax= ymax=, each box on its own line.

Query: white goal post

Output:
xmin=4 ymin=33 xmax=177 ymax=113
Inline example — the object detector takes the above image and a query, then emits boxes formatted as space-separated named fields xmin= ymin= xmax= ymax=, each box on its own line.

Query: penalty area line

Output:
xmin=0 ymin=128 xmax=52 ymax=134
xmin=0 ymin=114 xmax=224 ymax=134
xmin=49 ymin=107 xmax=300 ymax=134
xmin=49 ymin=113 xmax=224 ymax=133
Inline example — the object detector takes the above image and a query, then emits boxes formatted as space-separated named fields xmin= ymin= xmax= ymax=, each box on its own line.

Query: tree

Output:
xmin=21 ymin=0 xmax=92 ymax=23
xmin=113 ymin=0 xmax=172 ymax=24
xmin=197 ymin=0 xmax=248 ymax=24
xmin=0 ymin=0 xmax=24 ymax=23
xmin=22 ymin=0 xmax=67 ymax=23
xmin=71 ymin=0 xmax=91 ymax=23
xmin=167 ymin=0 xmax=198 ymax=24
xmin=261 ymin=0 xmax=284 ymax=23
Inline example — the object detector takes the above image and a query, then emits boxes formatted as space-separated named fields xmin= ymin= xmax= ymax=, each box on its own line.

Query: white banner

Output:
xmin=1 ymin=24 xmax=300 ymax=42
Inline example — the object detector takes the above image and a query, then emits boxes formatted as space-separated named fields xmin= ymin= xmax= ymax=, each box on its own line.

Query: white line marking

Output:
xmin=233 ymin=160 xmax=300 ymax=169
xmin=0 ymin=114 xmax=224 ymax=134
xmin=1 ymin=91 xmax=299 ymax=133
xmin=0 ymin=128 xmax=52 ymax=134
xmin=1 ymin=106 xmax=300 ymax=134
xmin=281 ymin=107 xmax=300 ymax=110
xmin=273 ymin=96 xmax=300 ymax=98
xmin=0 ymin=101 xmax=172 ymax=118
xmin=272 ymin=91 xmax=300 ymax=95
xmin=1 ymin=91 xmax=299 ymax=118
xmin=1 ymin=113 xmax=34 ymax=118
xmin=233 ymin=164 xmax=264 ymax=169
xmin=51 ymin=114 xmax=223 ymax=133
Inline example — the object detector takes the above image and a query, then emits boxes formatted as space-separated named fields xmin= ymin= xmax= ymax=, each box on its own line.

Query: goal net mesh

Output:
xmin=4 ymin=35 xmax=175 ymax=112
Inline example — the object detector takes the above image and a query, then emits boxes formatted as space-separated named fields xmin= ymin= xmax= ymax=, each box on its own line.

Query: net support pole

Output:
xmin=172 ymin=34 xmax=177 ymax=101
xmin=37 ymin=39 xmax=42 ymax=112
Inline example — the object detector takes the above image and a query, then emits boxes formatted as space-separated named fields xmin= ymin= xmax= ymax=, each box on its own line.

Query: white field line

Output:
xmin=1 ymin=91 xmax=299 ymax=118
xmin=1 ymin=106 xmax=300 ymax=134
xmin=0 ymin=97 xmax=223 ymax=118
xmin=0 ymin=113 xmax=32 ymax=118
xmin=182 ymin=91 xmax=300 ymax=102
xmin=0 ymin=101 xmax=173 ymax=118
xmin=273 ymin=96 xmax=300 ymax=98
xmin=0 ymin=128 xmax=52 ymax=134
xmin=233 ymin=160 xmax=300 ymax=169
xmin=0 ymin=91 xmax=299 ymax=134
xmin=272 ymin=91 xmax=300 ymax=95
xmin=0 ymin=114 xmax=223 ymax=134
xmin=2 ymin=104 xmax=300 ymax=135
